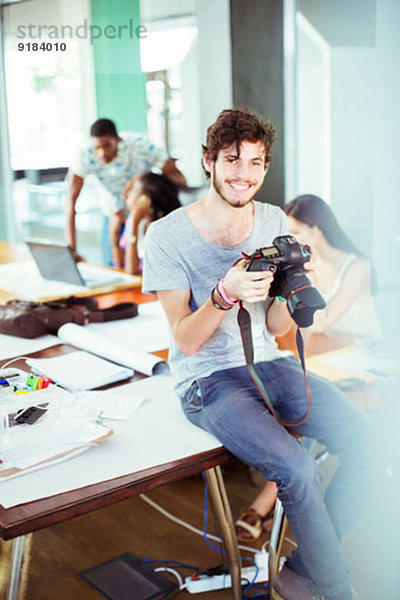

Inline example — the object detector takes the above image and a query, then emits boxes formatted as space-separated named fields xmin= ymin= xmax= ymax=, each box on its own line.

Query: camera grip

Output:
xmin=246 ymin=258 xmax=277 ymax=273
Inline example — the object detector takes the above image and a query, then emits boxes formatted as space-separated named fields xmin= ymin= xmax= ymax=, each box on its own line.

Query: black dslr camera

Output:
xmin=246 ymin=235 xmax=326 ymax=327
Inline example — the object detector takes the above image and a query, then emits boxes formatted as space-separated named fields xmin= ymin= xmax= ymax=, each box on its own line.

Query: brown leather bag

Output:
xmin=0 ymin=296 xmax=138 ymax=339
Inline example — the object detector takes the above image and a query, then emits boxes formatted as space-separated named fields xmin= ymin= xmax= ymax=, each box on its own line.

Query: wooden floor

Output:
xmin=2 ymin=462 xmax=288 ymax=600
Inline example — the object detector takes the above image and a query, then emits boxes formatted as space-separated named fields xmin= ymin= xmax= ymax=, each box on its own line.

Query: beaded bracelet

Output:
xmin=217 ymin=278 xmax=240 ymax=306
xmin=210 ymin=286 xmax=232 ymax=311
xmin=125 ymin=234 xmax=137 ymax=244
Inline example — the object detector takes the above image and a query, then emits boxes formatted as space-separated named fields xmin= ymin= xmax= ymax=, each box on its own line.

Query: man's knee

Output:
xmin=277 ymin=455 xmax=322 ymax=504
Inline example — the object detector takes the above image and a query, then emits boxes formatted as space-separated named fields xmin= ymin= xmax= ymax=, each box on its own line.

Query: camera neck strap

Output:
xmin=237 ymin=302 xmax=312 ymax=428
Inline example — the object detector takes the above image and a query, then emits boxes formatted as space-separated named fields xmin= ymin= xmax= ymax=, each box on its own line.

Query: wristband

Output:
xmin=276 ymin=295 xmax=286 ymax=303
xmin=217 ymin=278 xmax=239 ymax=306
xmin=211 ymin=287 xmax=232 ymax=311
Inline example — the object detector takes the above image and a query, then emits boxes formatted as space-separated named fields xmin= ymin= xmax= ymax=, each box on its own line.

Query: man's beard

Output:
xmin=212 ymin=167 xmax=260 ymax=208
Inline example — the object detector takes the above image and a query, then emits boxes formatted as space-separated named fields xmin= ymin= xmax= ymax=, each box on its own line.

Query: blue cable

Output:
xmin=202 ymin=476 xmax=227 ymax=555
xmin=241 ymin=556 xmax=259 ymax=594
xmin=142 ymin=557 xmax=203 ymax=572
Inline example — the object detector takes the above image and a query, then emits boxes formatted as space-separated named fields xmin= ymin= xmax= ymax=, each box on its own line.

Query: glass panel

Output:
xmin=2 ymin=0 xmax=100 ymax=261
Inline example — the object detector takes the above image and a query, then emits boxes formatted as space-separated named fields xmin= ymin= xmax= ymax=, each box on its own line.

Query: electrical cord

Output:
xmin=140 ymin=487 xmax=297 ymax=600
xmin=140 ymin=493 xmax=259 ymax=555
xmin=142 ymin=558 xmax=204 ymax=573
xmin=153 ymin=567 xmax=184 ymax=590
xmin=141 ymin=487 xmax=273 ymax=599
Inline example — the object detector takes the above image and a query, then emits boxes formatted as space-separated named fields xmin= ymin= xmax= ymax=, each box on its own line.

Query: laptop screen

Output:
xmin=26 ymin=240 xmax=85 ymax=285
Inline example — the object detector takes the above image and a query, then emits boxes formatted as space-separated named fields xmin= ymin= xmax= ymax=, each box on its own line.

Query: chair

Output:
xmin=267 ymin=497 xmax=289 ymax=599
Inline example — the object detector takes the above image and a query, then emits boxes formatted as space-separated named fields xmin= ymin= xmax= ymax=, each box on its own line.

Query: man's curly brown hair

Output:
xmin=202 ymin=108 xmax=277 ymax=178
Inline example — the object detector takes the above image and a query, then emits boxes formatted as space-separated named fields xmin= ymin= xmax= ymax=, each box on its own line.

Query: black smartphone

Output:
xmin=8 ymin=403 xmax=48 ymax=427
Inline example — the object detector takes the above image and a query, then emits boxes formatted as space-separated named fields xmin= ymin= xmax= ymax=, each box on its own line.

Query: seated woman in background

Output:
xmin=235 ymin=193 xmax=382 ymax=543
xmin=118 ymin=172 xmax=181 ymax=275
xmin=286 ymin=193 xmax=382 ymax=340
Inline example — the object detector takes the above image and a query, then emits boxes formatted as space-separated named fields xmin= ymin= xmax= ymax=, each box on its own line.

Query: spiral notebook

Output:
xmin=27 ymin=351 xmax=134 ymax=391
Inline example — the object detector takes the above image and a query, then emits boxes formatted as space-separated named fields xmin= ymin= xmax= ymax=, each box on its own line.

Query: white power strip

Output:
xmin=185 ymin=551 xmax=268 ymax=593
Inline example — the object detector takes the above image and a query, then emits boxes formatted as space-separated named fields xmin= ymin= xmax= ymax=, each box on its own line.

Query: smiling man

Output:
xmin=142 ymin=108 xmax=381 ymax=600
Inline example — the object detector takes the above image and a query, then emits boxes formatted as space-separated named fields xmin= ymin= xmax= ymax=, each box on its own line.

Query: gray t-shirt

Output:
xmin=142 ymin=200 xmax=289 ymax=396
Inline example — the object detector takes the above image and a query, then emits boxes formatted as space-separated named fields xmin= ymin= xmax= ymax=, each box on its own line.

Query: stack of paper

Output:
xmin=0 ymin=395 xmax=113 ymax=481
xmin=27 ymin=351 xmax=134 ymax=391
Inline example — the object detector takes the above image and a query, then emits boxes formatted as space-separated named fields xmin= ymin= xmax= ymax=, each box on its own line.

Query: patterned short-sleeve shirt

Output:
xmin=71 ymin=133 xmax=167 ymax=215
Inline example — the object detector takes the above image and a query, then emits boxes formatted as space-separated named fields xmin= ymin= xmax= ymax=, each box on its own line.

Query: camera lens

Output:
xmin=278 ymin=267 xmax=326 ymax=327
xmin=287 ymin=286 xmax=326 ymax=327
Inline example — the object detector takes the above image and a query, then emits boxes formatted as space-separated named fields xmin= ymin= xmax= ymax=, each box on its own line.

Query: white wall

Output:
xmin=372 ymin=0 xmax=400 ymax=335
xmin=140 ymin=0 xmax=232 ymax=186
xmin=296 ymin=13 xmax=331 ymax=201
xmin=328 ymin=3 xmax=400 ymax=335
xmin=298 ymin=0 xmax=400 ymax=336
xmin=179 ymin=0 xmax=233 ymax=186
xmin=330 ymin=45 xmax=376 ymax=251
xmin=195 ymin=0 xmax=233 ymax=144
xmin=180 ymin=39 xmax=202 ymax=185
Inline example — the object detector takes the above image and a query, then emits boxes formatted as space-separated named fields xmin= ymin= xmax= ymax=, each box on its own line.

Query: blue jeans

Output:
xmin=101 ymin=215 xmax=113 ymax=266
xmin=181 ymin=356 xmax=384 ymax=600
xmin=101 ymin=215 xmax=125 ymax=266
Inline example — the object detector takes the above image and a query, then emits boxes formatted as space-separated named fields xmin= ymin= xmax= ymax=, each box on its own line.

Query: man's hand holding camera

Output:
xmin=223 ymin=259 xmax=274 ymax=304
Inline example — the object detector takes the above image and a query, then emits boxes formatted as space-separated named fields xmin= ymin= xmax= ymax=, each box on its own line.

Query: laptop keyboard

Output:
xmin=77 ymin=265 xmax=123 ymax=288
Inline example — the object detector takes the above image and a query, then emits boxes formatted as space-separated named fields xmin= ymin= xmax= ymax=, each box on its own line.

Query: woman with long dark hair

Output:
xmin=235 ymin=194 xmax=382 ymax=544
xmin=122 ymin=172 xmax=181 ymax=274
xmin=285 ymin=194 xmax=381 ymax=338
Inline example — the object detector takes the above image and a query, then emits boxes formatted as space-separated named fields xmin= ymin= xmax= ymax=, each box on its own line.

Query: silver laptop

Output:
xmin=26 ymin=240 xmax=123 ymax=288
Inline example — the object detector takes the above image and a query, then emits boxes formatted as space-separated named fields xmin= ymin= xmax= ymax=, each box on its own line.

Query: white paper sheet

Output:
xmin=0 ymin=332 xmax=60 ymax=360
xmin=1 ymin=418 xmax=110 ymax=471
xmin=0 ymin=388 xmax=112 ymax=477
xmin=0 ymin=375 xmax=222 ymax=508
xmin=58 ymin=323 xmax=168 ymax=376
xmin=65 ymin=389 xmax=145 ymax=421
xmin=85 ymin=301 xmax=170 ymax=352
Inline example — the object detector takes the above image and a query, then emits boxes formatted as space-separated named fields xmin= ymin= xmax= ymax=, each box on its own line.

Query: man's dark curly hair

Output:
xmin=202 ymin=108 xmax=277 ymax=178
xmin=90 ymin=118 xmax=118 ymax=137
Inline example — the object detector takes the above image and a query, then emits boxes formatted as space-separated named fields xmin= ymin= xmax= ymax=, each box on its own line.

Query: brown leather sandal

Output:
xmin=235 ymin=508 xmax=263 ymax=542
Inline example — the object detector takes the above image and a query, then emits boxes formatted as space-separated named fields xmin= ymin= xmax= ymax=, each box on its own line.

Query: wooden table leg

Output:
xmin=6 ymin=535 xmax=29 ymax=600
xmin=203 ymin=466 xmax=242 ymax=600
